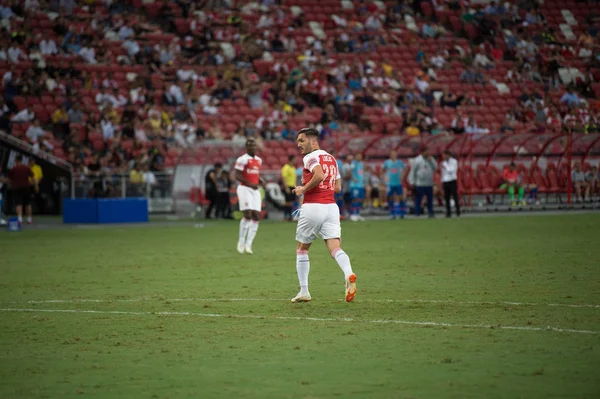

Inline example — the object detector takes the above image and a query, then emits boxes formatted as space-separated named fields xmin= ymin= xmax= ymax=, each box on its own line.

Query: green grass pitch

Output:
xmin=1 ymin=214 xmax=599 ymax=399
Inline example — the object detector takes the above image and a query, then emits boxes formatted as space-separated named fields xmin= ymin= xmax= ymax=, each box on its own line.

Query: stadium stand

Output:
xmin=1 ymin=0 xmax=599 ymax=208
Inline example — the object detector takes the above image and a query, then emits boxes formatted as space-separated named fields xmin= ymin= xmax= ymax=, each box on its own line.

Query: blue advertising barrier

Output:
xmin=63 ymin=198 xmax=149 ymax=224
xmin=62 ymin=199 xmax=98 ymax=224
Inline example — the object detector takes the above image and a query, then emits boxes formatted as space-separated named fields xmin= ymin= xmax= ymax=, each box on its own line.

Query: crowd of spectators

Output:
xmin=0 ymin=0 xmax=599 ymax=181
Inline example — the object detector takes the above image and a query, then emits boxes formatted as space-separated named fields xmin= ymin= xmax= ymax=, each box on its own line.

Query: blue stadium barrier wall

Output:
xmin=63 ymin=198 xmax=149 ymax=224
xmin=62 ymin=199 xmax=98 ymax=224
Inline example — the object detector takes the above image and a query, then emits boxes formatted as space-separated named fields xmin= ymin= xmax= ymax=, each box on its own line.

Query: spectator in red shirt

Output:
xmin=7 ymin=155 xmax=37 ymax=225
xmin=490 ymin=47 xmax=503 ymax=62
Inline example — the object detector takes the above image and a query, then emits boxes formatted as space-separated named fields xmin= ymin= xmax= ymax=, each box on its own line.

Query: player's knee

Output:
xmin=296 ymin=242 xmax=310 ymax=252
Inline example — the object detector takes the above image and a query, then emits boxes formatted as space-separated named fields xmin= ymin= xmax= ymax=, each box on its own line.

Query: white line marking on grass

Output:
xmin=0 ymin=307 xmax=598 ymax=335
xmin=375 ymin=299 xmax=600 ymax=309
xmin=6 ymin=298 xmax=600 ymax=309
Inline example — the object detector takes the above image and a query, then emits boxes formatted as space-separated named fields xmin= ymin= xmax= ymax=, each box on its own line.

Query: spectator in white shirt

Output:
xmin=257 ymin=10 xmax=274 ymax=29
xmin=11 ymin=108 xmax=35 ymax=122
xmin=415 ymin=75 xmax=429 ymax=93
xmin=134 ymin=121 xmax=149 ymax=143
xmin=142 ymin=163 xmax=157 ymax=191
xmin=2 ymin=71 xmax=11 ymax=84
xmin=474 ymin=52 xmax=494 ymax=69
xmin=26 ymin=119 xmax=45 ymax=142
xmin=430 ymin=51 xmax=446 ymax=69
xmin=78 ymin=45 xmax=97 ymax=64
xmin=8 ymin=45 xmax=27 ymax=63
xmin=365 ymin=15 xmax=383 ymax=30
xmin=158 ymin=44 xmax=175 ymax=65
xmin=177 ymin=65 xmax=198 ymax=82
xmin=129 ymin=87 xmax=146 ymax=105
xmin=39 ymin=38 xmax=58 ymax=55
xmin=465 ymin=115 xmax=490 ymax=135
xmin=169 ymin=82 xmax=185 ymax=105
xmin=214 ymin=50 xmax=224 ymax=65
xmin=110 ymin=88 xmax=128 ymax=108
xmin=441 ymin=150 xmax=460 ymax=218
xmin=122 ymin=38 xmax=140 ymax=58
xmin=26 ymin=119 xmax=54 ymax=151
xmin=202 ymin=97 xmax=219 ymax=115
xmin=96 ymin=88 xmax=116 ymax=109
xmin=100 ymin=115 xmax=117 ymax=141
xmin=95 ymin=89 xmax=110 ymax=106
xmin=118 ymin=25 xmax=135 ymax=41
xmin=332 ymin=14 xmax=347 ymax=27
xmin=28 ymin=45 xmax=46 ymax=69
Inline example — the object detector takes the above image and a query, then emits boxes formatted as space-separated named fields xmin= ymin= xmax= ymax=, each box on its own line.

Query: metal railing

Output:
xmin=73 ymin=172 xmax=174 ymax=213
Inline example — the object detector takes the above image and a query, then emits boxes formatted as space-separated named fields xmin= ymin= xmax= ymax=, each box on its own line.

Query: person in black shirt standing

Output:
xmin=204 ymin=163 xmax=222 ymax=219
xmin=87 ymin=155 xmax=104 ymax=198
xmin=216 ymin=170 xmax=232 ymax=219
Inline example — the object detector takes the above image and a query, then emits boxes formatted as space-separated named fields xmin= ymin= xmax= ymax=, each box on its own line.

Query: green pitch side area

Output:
xmin=1 ymin=215 xmax=599 ymax=398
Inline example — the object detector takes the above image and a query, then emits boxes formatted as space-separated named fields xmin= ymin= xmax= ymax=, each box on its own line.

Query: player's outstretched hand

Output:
xmin=293 ymin=186 xmax=305 ymax=196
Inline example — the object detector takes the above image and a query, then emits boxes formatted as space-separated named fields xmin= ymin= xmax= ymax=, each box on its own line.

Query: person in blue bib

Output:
xmin=383 ymin=150 xmax=407 ymax=219
xmin=349 ymin=152 xmax=365 ymax=221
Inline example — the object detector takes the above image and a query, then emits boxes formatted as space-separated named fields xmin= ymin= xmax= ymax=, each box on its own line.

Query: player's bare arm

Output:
xmin=334 ymin=178 xmax=342 ymax=194
xmin=235 ymin=170 xmax=258 ymax=189
xmin=293 ymin=165 xmax=324 ymax=196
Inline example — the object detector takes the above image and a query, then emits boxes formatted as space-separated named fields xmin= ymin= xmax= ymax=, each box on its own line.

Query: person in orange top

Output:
xmin=500 ymin=162 xmax=525 ymax=206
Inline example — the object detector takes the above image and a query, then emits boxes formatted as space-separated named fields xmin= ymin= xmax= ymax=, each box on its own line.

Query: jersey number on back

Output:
xmin=319 ymin=160 xmax=337 ymax=191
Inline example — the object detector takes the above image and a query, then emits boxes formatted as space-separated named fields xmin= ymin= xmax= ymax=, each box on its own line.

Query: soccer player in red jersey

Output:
xmin=234 ymin=139 xmax=264 ymax=254
xmin=291 ymin=128 xmax=357 ymax=303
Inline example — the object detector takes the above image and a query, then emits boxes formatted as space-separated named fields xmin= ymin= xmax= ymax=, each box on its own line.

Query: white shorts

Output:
xmin=295 ymin=203 xmax=341 ymax=244
xmin=237 ymin=185 xmax=262 ymax=212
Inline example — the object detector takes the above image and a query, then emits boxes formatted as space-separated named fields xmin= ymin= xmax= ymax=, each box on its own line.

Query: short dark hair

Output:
xmin=297 ymin=127 xmax=319 ymax=138
xmin=421 ymin=146 xmax=429 ymax=153
xmin=215 ymin=162 xmax=222 ymax=168
xmin=16 ymin=155 xmax=23 ymax=162
xmin=288 ymin=155 xmax=295 ymax=162
xmin=444 ymin=150 xmax=452 ymax=156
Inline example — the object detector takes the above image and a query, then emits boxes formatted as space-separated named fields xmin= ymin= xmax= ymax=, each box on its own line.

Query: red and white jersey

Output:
xmin=234 ymin=153 xmax=262 ymax=186
xmin=302 ymin=149 xmax=340 ymax=204
xmin=235 ymin=154 xmax=262 ymax=185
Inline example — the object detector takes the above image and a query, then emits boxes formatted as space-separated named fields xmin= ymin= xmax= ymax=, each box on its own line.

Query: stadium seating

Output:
xmin=0 ymin=0 xmax=598 ymax=200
